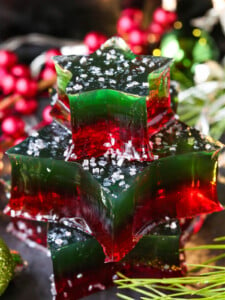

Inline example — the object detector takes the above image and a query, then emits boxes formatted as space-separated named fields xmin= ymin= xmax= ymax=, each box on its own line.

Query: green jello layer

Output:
xmin=48 ymin=221 xmax=181 ymax=277
xmin=5 ymin=121 xmax=222 ymax=261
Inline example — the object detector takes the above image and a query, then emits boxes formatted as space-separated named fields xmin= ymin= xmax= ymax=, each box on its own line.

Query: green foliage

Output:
xmin=176 ymin=64 xmax=225 ymax=140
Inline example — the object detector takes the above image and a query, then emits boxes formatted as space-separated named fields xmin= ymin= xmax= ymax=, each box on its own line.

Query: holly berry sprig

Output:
xmin=0 ymin=48 xmax=60 ymax=148
xmin=0 ymin=5 xmax=177 ymax=150
xmin=84 ymin=7 xmax=177 ymax=54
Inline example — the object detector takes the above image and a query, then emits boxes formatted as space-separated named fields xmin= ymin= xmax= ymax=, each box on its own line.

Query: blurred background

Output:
xmin=0 ymin=0 xmax=223 ymax=42
xmin=0 ymin=0 xmax=224 ymax=53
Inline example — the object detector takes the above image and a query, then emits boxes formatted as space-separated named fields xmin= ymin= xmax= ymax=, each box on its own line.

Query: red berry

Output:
xmin=0 ymin=68 xmax=8 ymax=79
xmin=153 ymin=8 xmax=169 ymax=27
xmin=129 ymin=44 xmax=145 ymax=55
xmin=15 ymin=78 xmax=38 ymax=97
xmin=121 ymin=8 xmax=143 ymax=24
xmin=11 ymin=64 xmax=31 ymax=78
xmin=15 ymin=97 xmax=38 ymax=115
xmin=45 ymin=49 xmax=61 ymax=68
xmin=117 ymin=15 xmax=137 ymax=35
xmin=1 ymin=74 xmax=16 ymax=94
xmin=0 ymin=50 xmax=17 ymax=69
xmin=128 ymin=29 xmax=146 ymax=46
xmin=148 ymin=22 xmax=165 ymax=35
xmin=166 ymin=11 xmax=177 ymax=24
xmin=41 ymin=67 xmax=56 ymax=80
xmin=42 ymin=105 xmax=53 ymax=124
xmin=1 ymin=116 xmax=25 ymax=137
xmin=84 ymin=32 xmax=107 ymax=53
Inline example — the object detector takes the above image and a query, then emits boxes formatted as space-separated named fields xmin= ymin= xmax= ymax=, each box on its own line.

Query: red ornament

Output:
xmin=45 ymin=49 xmax=61 ymax=68
xmin=1 ymin=74 xmax=16 ymax=95
xmin=15 ymin=78 xmax=38 ymax=97
xmin=1 ymin=116 xmax=25 ymax=137
xmin=84 ymin=32 xmax=107 ymax=53
xmin=41 ymin=67 xmax=56 ymax=80
xmin=0 ymin=50 xmax=17 ymax=69
xmin=128 ymin=28 xmax=146 ymax=46
xmin=42 ymin=105 xmax=53 ymax=124
xmin=148 ymin=22 xmax=165 ymax=35
xmin=11 ymin=64 xmax=31 ymax=78
xmin=153 ymin=8 xmax=169 ymax=27
xmin=15 ymin=97 xmax=38 ymax=115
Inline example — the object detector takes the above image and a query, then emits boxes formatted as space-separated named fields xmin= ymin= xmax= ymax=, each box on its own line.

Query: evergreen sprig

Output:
xmin=115 ymin=236 xmax=225 ymax=299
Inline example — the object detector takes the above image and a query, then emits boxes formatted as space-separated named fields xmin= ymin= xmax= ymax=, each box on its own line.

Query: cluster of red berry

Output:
xmin=84 ymin=7 xmax=177 ymax=54
xmin=0 ymin=48 xmax=61 ymax=147
xmin=0 ymin=6 xmax=176 ymax=148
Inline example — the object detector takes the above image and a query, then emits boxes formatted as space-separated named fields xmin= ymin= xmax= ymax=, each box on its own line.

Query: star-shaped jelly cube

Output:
xmin=54 ymin=37 xmax=171 ymax=98
xmin=4 ymin=120 xmax=223 ymax=262
xmin=48 ymin=220 xmax=182 ymax=299
xmin=52 ymin=38 xmax=173 ymax=160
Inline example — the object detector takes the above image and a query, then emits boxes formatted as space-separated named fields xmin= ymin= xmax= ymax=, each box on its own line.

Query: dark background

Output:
xmin=0 ymin=0 xmax=224 ymax=56
xmin=0 ymin=0 xmax=121 ymax=41
xmin=0 ymin=0 xmax=218 ymax=40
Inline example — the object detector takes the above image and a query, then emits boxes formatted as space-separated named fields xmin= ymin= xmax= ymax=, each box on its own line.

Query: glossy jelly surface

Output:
xmin=48 ymin=220 xmax=183 ymax=300
xmin=53 ymin=38 xmax=173 ymax=160
xmin=5 ymin=120 xmax=223 ymax=261
xmin=4 ymin=37 xmax=224 ymax=262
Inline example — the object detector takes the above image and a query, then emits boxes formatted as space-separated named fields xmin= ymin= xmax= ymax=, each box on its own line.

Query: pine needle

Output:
xmin=115 ymin=236 xmax=225 ymax=299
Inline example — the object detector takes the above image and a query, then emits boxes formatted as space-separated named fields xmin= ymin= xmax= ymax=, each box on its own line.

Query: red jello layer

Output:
xmin=54 ymin=264 xmax=184 ymax=300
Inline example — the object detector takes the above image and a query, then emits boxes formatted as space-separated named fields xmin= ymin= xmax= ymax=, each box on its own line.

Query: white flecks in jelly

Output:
xmin=80 ymin=56 xmax=87 ymax=65
xmin=37 ymin=226 xmax=42 ymax=233
xmin=67 ymin=280 xmax=73 ymax=288
xmin=119 ymin=180 xmax=125 ymax=186
xmin=26 ymin=138 xmax=46 ymax=157
xmin=92 ymin=283 xmax=105 ymax=291
xmin=88 ymin=285 xmax=93 ymax=291
xmin=151 ymin=120 xmax=219 ymax=157
xmin=170 ymin=222 xmax=177 ymax=230
xmin=55 ymin=238 xmax=63 ymax=246
xmin=55 ymin=37 xmax=171 ymax=96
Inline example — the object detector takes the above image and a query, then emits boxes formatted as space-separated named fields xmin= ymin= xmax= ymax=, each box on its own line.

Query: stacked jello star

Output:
xmin=4 ymin=38 xmax=224 ymax=299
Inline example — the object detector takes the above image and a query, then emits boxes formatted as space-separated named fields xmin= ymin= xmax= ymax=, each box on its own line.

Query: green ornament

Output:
xmin=0 ymin=238 xmax=15 ymax=296
xmin=160 ymin=27 xmax=219 ymax=85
